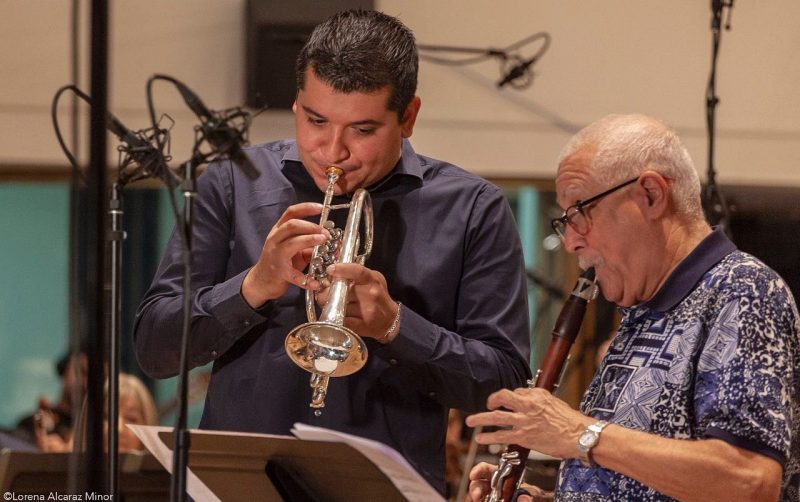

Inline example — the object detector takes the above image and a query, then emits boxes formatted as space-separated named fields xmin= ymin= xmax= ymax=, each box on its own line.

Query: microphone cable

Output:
xmin=418 ymin=31 xmax=551 ymax=90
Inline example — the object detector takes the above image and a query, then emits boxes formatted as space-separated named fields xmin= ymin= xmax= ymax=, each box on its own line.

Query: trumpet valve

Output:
xmin=310 ymin=374 xmax=329 ymax=416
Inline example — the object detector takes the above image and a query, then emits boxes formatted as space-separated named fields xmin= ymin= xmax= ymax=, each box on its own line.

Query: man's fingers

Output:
xmin=468 ymin=480 xmax=489 ymax=502
xmin=467 ymin=462 xmax=495 ymax=502
xmin=469 ymin=462 xmax=496 ymax=481
xmin=325 ymin=263 xmax=373 ymax=283
xmin=281 ymin=233 xmax=328 ymax=259
xmin=280 ymin=268 xmax=321 ymax=291
xmin=472 ymin=428 xmax=517 ymax=446
xmin=271 ymin=218 xmax=328 ymax=244
xmin=485 ymin=386 xmax=547 ymax=412
xmin=275 ymin=202 xmax=324 ymax=226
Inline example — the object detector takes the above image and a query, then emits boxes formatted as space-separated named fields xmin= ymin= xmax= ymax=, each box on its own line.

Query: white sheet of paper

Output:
xmin=128 ymin=425 xmax=218 ymax=501
xmin=126 ymin=425 xmax=296 ymax=502
xmin=291 ymin=422 xmax=445 ymax=502
xmin=130 ymin=423 xmax=445 ymax=501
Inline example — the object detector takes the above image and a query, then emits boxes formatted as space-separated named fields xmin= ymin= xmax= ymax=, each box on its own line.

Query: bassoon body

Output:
xmin=486 ymin=268 xmax=598 ymax=502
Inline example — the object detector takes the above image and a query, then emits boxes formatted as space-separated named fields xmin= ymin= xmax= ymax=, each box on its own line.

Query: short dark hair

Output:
xmin=296 ymin=9 xmax=418 ymax=120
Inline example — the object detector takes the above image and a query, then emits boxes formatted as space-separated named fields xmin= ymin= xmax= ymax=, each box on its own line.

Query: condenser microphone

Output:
xmin=105 ymin=112 xmax=166 ymax=183
xmin=174 ymin=82 xmax=260 ymax=180
xmin=497 ymin=56 xmax=537 ymax=88
xmin=106 ymin=113 xmax=149 ymax=150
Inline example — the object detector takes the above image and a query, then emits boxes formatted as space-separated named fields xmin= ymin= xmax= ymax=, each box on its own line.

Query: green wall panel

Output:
xmin=0 ymin=183 xmax=69 ymax=428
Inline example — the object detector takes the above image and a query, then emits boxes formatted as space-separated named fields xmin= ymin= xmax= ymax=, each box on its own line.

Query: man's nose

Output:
xmin=323 ymin=129 xmax=349 ymax=165
xmin=562 ymin=226 xmax=585 ymax=254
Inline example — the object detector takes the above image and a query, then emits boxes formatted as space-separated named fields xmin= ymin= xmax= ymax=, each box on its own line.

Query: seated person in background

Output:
xmin=36 ymin=372 xmax=158 ymax=453
xmin=133 ymin=9 xmax=531 ymax=494
xmin=466 ymin=114 xmax=799 ymax=501
xmin=11 ymin=351 xmax=87 ymax=448
xmin=115 ymin=372 xmax=159 ymax=452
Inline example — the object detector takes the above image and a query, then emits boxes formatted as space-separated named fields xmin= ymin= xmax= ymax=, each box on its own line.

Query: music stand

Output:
xmin=130 ymin=425 xmax=444 ymax=502
xmin=0 ymin=450 xmax=170 ymax=501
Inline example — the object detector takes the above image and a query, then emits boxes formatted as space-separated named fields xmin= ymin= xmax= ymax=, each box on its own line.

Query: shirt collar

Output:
xmin=280 ymin=139 xmax=423 ymax=191
xmin=636 ymin=226 xmax=737 ymax=313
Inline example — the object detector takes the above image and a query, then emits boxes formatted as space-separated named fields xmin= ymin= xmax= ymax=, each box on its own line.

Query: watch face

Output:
xmin=578 ymin=430 xmax=597 ymax=451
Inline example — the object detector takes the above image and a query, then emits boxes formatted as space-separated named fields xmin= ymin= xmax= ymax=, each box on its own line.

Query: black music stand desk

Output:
xmin=129 ymin=424 xmax=444 ymax=502
xmin=0 ymin=449 xmax=170 ymax=501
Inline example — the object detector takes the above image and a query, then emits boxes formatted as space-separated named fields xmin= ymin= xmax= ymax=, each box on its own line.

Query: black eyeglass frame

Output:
xmin=550 ymin=176 xmax=639 ymax=238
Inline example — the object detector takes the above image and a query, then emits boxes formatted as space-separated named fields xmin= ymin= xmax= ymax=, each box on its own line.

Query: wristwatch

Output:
xmin=576 ymin=419 xmax=609 ymax=467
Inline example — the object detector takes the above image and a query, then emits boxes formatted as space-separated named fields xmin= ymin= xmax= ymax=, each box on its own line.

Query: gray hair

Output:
xmin=558 ymin=114 xmax=704 ymax=220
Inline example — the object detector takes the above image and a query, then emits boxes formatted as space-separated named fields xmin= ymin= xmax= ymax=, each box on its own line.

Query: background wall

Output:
xmin=1 ymin=1 xmax=799 ymax=183
xmin=0 ymin=184 xmax=69 ymax=426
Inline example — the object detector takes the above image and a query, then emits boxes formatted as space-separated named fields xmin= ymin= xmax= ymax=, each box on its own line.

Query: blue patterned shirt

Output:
xmin=555 ymin=228 xmax=800 ymax=501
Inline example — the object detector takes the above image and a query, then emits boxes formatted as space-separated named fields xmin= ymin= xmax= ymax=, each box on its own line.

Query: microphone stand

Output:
xmin=704 ymin=0 xmax=735 ymax=233
xmin=143 ymin=74 xmax=257 ymax=501
xmin=170 ymin=155 xmax=201 ymax=502
xmin=143 ymin=74 xmax=257 ymax=502
xmin=53 ymin=81 xmax=174 ymax=501
xmin=84 ymin=0 xmax=109 ymax=494
xmin=107 ymin=132 xmax=172 ymax=500
xmin=107 ymin=180 xmax=123 ymax=499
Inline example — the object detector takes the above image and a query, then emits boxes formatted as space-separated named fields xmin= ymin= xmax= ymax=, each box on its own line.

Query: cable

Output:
xmin=51 ymin=85 xmax=87 ymax=182
xmin=418 ymin=32 xmax=551 ymax=90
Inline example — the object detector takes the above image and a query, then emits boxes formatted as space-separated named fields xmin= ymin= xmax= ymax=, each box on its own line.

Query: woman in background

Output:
xmin=35 ymin=372 xmax=157 ymax=453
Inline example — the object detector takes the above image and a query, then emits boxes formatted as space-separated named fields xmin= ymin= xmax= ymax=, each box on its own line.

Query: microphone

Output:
xmin=105 ymin=112 xmax=167 ymax=184
xmin=711 ymin=0 xmax=723 ymax=29
xmin=497 ymin=55 xmax=538 ymax=88
xmin=174 ymin=82 xmax=260 ymax=180
xmin=106 ymin=113 xmax=150 ymax=151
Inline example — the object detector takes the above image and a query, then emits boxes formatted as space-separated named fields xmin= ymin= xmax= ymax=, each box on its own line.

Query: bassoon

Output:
xmin=486 ymin=268 xmax=598 ymax=502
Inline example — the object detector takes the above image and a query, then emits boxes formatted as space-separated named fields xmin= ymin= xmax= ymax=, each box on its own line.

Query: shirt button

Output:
xmin=243 ymin=320 xmax=251 ymax=327
xmin=428 ymin=391 xmax=436 ymax=398
xmin=211 ymin=350 xmax=218 ymax=358
xmin=389 ymin=358 xmax=398 ymax=366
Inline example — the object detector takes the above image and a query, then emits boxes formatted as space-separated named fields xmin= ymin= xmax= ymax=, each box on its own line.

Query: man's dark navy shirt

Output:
xmin=134 ymin=139 xmax=531 ymax=492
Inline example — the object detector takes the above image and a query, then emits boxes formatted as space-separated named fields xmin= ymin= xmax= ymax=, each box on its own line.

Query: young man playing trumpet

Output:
xmin=134 ymin=9 xmax=531 ymax=494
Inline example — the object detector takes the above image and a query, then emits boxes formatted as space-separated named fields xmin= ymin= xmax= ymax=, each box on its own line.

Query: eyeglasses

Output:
xmin=551 ymin=177 xmax=639 ymax=239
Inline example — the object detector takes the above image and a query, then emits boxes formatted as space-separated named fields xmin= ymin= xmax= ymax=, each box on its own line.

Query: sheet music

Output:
xmin=130 ymin=423 xmax=445 ymax=501
xmin=291 ymin=423 xmax=445 ymax=502
xmin=128 ymin=424 xmax=221 ymax=502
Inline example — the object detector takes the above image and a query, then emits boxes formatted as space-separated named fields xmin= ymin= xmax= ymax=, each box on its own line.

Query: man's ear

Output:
xmin=638 ymin=171 xmax=670 ymax=217
xmin=400 ymin=96 xmax=422 ymax=138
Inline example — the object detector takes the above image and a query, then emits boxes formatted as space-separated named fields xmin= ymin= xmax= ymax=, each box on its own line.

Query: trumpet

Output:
xmin=284 ymin=166 xmax=373 ymax=415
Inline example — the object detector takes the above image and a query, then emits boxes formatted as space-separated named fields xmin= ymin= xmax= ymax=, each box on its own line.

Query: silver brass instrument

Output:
xmin=284 ymin=166 xmax=373 ymax=415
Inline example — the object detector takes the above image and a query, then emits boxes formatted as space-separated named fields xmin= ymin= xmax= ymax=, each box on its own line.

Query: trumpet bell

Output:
xmin=285 ymin=322 xmax=368 ymax=377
